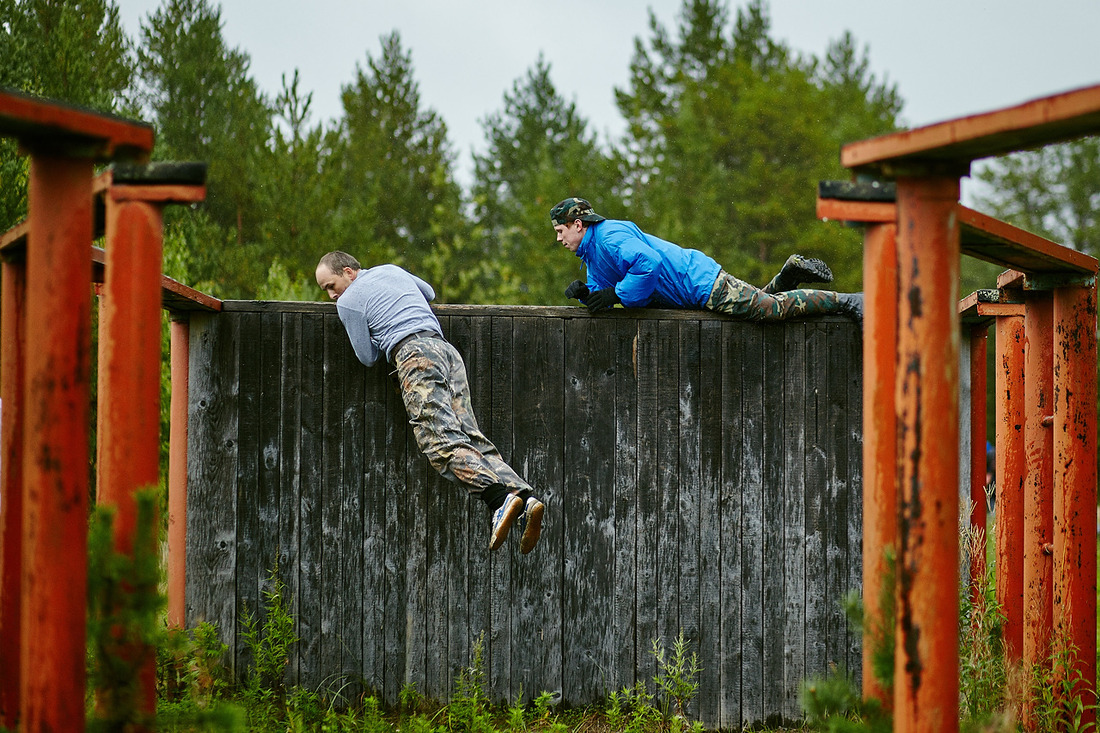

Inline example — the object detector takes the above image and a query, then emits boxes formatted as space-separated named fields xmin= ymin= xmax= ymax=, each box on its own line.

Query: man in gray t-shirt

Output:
xmin=315 ymin=251 xmax=543 ymax=554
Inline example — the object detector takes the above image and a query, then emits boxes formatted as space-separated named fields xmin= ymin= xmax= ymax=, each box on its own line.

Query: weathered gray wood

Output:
xmin=719 ymin=322 xmax=744 ymax=730
xmin=278 ymin=313 xmax=303 ymax=687
xmin=235 ymin=312 xmax=261 ymax=677
xmin=295 ymin=313 xmax=325 ymax=688
xmin=740 ymin=324 xmax=765 ymax=727
xmin=512 ymin=316 xmax=566 ymax=701
xmin=762 ymin=325 xmax=786 ymax=724
xmin=185 ymin=312 xmax=239 ymax=674
xmin=612 ymin=321 xmax=639 ymax=695
xmin=696 ymin=319 xmax=724 ymax=725
xmin=782 ymin=324 xmax=809 ymax=720
xmin=185 ymin=306 xmax=863 ymax=729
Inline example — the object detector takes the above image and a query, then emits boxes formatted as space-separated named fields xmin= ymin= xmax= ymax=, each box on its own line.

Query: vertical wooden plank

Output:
xmin=611 ymin=319 xmax=639 ymax=696
xmin=846 ymin=324 xmax=865 ymax=681
xmin=320 ymin=314 xmax=347 ymax=686
xmin=360 ymin=324 xmax=389 ymax=696
xmin=278 ymin=313 xmax=302 ymax=687
xmin=719 ymin=321 xmax=744 ymax=730
xmin=761 ymin=324 xmax=786 ymax=720
xmin=442 ymin=315 xmax=478 ymax=690
xmin=804 ymin=323 xmax=829 ymax=682
xmin=825 ymin=322 xmax=852 ymax=675
xmin=696 ymin=319 xmax=724 ymax=727
xmin=256 ymin=312 xmax=284 ymax=668
xmin=740 ymin=323 xmax=765 ymax=727
xmin=635 ymin=319 xmax=660 ymax=686
xmin=297 ymin=312 xmax=325 ymax=689
xmin=339 ymin=333 xmax=365 ymax=697
xmin=381 ymin=329 xmax=409 ymax=704
xmin=488 ymin=315 xmax=515 ymax=702
xmin=403 ymin=337 xmax=429 ymax=698
xmin=562 ymin=317 xmax=617 ymax=703
xmin=782 ymin=323 xmax=808 ymax=720
xmin=656 ymin=319 xmax=681 ymax=652
xmin=678 ymin=320 xmax=703 ymax=700
xmin=185 ymin=312 xmax=239 ymax=673
xmin=234 ymin=311 xmax=261 ymax=677
xmin=512 ymin=316 xmax=566 ymax=701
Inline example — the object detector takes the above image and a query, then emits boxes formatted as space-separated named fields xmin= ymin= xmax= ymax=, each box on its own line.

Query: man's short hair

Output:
xmin=318 ymin=251 xmax=361 ymax=273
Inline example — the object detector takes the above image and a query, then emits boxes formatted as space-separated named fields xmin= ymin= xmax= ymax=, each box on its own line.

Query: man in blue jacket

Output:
xmin=549 ymin=197 xmax=862 ymax=320
xmin=316 ymin=251 xmax=544 ymax=554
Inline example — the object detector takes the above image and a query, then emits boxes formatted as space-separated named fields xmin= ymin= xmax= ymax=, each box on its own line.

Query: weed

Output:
xmin=652 ymin=629 xmax=703 ymax=720
xmin=240 ymin=559 xmax=299 ymax=698
xmin=447 ymin=632 xmax=494 ymax=732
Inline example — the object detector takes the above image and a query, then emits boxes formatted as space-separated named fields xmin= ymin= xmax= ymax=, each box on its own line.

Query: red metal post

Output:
xmin=862 ymin=221 xmax=897 ymax=706
xmin=995 ymin=313 xmax=1026 ymax=662
xmin=167 ymin=316 xmax=190 ymax=628
xmin=21 ymin=153 xmax=94 ymax=732
xmin=892 ymin=175 xmax=960 ymax=733
xmin=1051 ymin=284 xmax=1097 ymax=719
xmin=96 ymin=193 xmax=165 ymax=720
xmin=1022 ymin=294 xmax=1054 ymax=688
xmin=0 ymin=258 xmax=26 ymax=729
xmin=968 ymin=327 xmax=988 ymax=595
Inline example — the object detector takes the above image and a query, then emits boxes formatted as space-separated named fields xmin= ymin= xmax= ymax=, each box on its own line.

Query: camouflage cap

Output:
xmin=549 ymin=197 xmax=606 ymax=226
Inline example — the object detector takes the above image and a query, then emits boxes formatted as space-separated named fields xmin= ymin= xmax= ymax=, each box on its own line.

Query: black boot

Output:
xmin=836 ymin=292 xmax=864 ymax=321
xmin=768 ymin=254 xmax=834 ymax=292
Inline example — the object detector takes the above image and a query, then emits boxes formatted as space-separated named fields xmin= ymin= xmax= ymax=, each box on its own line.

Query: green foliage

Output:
xmin=605 ymin=681 xmax=664 ymax=732
xmin=616 ymin=0 xmax=899 ymax=294
xmin=86 ymin=487 xmax=164 ymax=731
xmin=447 ymin=633 xmax=495 ymax=732
xmin=0 ymin=0 xmax=133 ymax=231
xmin=471 ymin=54 xmax=618 ymax=304
xmin=240 ymin=561 xmax=299 ymax=701
xmin=652 ymin=630 xmax=703 ymax=719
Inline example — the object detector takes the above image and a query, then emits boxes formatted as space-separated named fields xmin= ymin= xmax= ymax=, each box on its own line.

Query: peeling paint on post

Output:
xmin=995 ymin=314 xmax=1026 ymax=662
xmin=1052 ymin=284 xmax=1097 ymax=724
xmin=893 ymin=175 xmax=960 ymax=733
xmin=862 ymin=221 xmax=897 ymax=707
xmin=1023 ymin=293 xmax=1054 ymax=716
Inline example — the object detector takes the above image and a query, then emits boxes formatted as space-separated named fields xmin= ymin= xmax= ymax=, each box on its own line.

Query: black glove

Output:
xmin=586 ymin=287 xmax=621 ymax=313
xmin=564 ymin=279 xmax=590 ymax=302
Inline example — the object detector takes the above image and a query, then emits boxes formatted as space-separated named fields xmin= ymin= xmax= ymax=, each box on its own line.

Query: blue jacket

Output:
xmin=576 ymin=220 xmax=722 ymax=308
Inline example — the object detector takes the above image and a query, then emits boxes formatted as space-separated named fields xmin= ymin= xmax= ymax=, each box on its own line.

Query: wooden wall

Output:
xmin=185 ymin=302 xmax=863 ymax=730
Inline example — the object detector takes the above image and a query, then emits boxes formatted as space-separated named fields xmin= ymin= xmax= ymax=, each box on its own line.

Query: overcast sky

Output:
xmin=115 ymin=0 xmax=1100 ymax=191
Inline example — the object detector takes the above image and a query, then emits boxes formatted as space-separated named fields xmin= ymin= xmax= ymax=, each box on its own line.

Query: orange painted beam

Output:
xmin=893 ymin=176 xmax=960 ymax=732
xmin=0 ymin=259 xmax=26 ymax=729
xmin=21 ymin=154 xmax=94 ymax=732
xmin=968 ymin=328 xmax=988 ymax=597
xmin=842 ymin=84 xmax=1100 ymax=174
xmin=862 ymin=221 xmax=898 ymax=707
xmin=166 ymin=318 xmax=190 ymax=628
xmin=0 ymin=89 xmax=153 ymax=161
xmin=1051 ymin=285 xmax=1098 ymax=721
xmin=817 ymin=195 xmax=1097 ymax=276
xmin=1023 ymin=294 xmax=1055 ymax=729
xmin=995 ymin=314 xmax=1026 ymax=663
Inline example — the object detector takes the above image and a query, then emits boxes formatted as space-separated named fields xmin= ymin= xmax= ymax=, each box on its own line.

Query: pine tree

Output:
xmin=471 ymin=55 xmax=620 ymax=304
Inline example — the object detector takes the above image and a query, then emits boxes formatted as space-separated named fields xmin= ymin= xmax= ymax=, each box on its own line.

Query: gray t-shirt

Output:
xmin=335 ymin=264 xmax=443 ymax=367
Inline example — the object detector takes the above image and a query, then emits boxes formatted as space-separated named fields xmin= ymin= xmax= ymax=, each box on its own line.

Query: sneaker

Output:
xmin=515 ymin=496 xmax=545 ymax=555
xmin=489 ymin=493 xmax=524 ymax=551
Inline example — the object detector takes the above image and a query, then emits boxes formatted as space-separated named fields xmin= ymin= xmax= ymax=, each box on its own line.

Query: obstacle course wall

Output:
xmin=184 ymin=303 xmax=863 ymax=729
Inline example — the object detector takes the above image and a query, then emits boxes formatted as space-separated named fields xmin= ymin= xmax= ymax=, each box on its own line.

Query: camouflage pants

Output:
xmin=704 ymin=269 xmax=842 ymax=321
xmin=393 ymin=336 xmax=532 ymax=498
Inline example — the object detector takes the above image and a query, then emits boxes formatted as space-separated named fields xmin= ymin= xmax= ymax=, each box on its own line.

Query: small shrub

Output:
xmin=652 ymin=629 xmax=703 ymax=720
